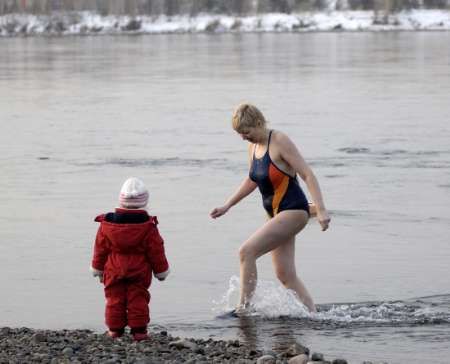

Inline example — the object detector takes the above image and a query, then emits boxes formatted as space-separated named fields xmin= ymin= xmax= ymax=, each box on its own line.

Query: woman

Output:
xmin=210 ymin=103 xmax=330 ymax=313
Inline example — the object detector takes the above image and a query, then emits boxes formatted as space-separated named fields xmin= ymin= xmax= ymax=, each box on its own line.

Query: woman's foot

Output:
xmin=234 ymin=303 xmax=257 ymax=316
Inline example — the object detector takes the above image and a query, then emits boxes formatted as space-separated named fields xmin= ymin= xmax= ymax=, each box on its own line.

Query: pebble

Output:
xmin=1 ymin=327 xmax=11 ymax=335
xmin=62 ymin=346 xmax=74 ymax=356
xmin=311 ymin=352 xmax=324 ymax=361
xmin=32 ymin=332 xmax=47 ymax=343
xmin=288 ymin=354 xmax=309 ymax=364
xmin=256 ymin=354 xmax=277 ymax=364
xmin=169 ymin=338 xmax=198 ymax=351
xmin=285 ymin=343 xmax=310 ymax=357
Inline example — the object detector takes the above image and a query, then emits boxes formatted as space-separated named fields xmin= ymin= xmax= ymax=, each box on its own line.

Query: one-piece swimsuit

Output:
xmin=249 ymin=130 xmax=310 ymax=218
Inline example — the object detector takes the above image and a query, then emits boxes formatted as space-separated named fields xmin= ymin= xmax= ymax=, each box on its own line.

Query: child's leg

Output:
xmin=104 ymin=279 xmax=127 ymax=333
xmin=126 ymin=279 xmax=150 ymax=334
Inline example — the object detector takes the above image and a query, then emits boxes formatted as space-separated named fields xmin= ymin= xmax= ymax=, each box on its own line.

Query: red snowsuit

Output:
xmin=91 ymin=208 xmax=169 ymax=331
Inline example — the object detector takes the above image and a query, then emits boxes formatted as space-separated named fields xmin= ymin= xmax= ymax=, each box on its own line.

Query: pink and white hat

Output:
xmin=119 ymin=177 xmax=149 ymax=209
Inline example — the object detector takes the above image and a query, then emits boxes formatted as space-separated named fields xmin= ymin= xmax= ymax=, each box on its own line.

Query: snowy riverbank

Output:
xmin=1 ymin=10 xmax=450 ymax=36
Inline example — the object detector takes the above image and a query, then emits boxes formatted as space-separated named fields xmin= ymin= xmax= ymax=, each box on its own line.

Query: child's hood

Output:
xmin=95 ymin=214 xmax=154 ymax=253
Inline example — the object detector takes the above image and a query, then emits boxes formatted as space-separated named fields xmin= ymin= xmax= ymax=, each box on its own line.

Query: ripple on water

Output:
xmin=72 ymin=157 xmax=235 ymax=169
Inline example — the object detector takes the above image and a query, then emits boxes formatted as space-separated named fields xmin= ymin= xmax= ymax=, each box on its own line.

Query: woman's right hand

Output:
xmin=210 ymin=205 xmax=229 ymax=219
xmin=317 ymin=209 xmax=331 ymax=231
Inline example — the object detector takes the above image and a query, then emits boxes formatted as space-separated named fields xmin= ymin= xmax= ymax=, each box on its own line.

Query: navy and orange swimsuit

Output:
xmin=249 ymin=130 xmax=310 ymax=218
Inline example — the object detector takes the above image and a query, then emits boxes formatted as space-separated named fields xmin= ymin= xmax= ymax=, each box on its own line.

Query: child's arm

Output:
xmin=147 ymin=218 xmax=170 ymax=281
xmin=91 ymin=224 xmax=110 ymax=282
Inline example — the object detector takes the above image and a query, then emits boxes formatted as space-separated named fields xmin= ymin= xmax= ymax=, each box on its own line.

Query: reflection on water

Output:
xmin=236 ymin=315 xmax=259 ymax=350
xmin=237 ymin=316 xmax=300 ymax=353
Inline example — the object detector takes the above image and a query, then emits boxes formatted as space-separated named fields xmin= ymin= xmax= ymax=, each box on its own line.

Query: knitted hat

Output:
xmin=119 ymin=177 xmax=149 ymax=209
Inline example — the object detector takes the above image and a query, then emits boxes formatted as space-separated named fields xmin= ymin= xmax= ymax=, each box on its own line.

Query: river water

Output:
xmin=1 ymin=33 xmax=449 ymax=363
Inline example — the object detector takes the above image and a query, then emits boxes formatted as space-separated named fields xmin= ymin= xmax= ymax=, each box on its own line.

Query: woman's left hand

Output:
xmin=317 ymin=209 xmax=331 ymax=231
xmin=210 ymin=205 xmax=230 ymax=219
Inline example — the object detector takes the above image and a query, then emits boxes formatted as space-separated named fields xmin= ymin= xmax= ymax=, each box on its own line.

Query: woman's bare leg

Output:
xmin=238 ymin=210 xmax=309 ymax=308
xmin=271 ymin=236 xmax=316 ymax=312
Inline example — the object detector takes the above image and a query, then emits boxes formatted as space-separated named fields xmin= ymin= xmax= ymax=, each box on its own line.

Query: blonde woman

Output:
xmin=210 ymin=103 xmax=330 ymax=313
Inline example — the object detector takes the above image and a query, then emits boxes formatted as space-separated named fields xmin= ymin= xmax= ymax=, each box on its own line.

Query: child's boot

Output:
xmin=107 ymin=328 xmax=124 ymax=339
xmin=131 ymin=327 xmax=149 ymax=341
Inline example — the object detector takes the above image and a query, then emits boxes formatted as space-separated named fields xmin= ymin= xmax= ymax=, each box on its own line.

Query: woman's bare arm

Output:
xmin=276 ymin=133 xmax=330 ymax=230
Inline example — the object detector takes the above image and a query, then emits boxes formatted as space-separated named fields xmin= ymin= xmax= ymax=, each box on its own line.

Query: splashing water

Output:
xmin=212 ymin=276 xmax=313 ymax=318
xmin=212 ymin=276 xmax=241 ymax=313
xmin=315 ymin=299 xmax=450 ymax=325
xmin=213 ymin=276 xmax=450 ymax=326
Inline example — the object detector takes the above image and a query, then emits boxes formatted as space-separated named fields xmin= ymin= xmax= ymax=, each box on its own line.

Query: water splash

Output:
xmin=252 ymin=281 xmax=311 ymax=318
xmin=212 ymin=276 xmax=313 ymax=318
xmin=212 ymin=276 xmax=241 ymax=314
xmin=315 ymin=299 xmax=450 ymax=325
xmin=213 ymin=276 xmax=450 ymax=326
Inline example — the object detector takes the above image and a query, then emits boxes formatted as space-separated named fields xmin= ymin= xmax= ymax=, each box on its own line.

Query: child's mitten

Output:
xmin=155 ymin=268 xmax=170 ymax=281
xmin=90 ymin=266 xmax=104 ymax=283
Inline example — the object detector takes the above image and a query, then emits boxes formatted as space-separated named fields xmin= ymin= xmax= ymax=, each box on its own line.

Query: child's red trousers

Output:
xmin=103 ymin=267 xmax=152 ymax=330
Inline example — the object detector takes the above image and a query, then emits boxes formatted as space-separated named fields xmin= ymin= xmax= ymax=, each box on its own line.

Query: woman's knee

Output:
xmin=239 ymin=243 xmax=257 ymax=263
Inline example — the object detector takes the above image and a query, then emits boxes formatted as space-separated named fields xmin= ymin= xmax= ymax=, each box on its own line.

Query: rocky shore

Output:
xmin=0 ymin=326 xmax=361 ymax=364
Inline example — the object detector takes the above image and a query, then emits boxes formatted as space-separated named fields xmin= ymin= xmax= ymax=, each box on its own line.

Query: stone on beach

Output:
xmin=0 ymin=327 xmax=11 ymax=335
xmin=32 ymin=332 xmax=47 ymax=343
xmin=285 ymin=343 xmax=310 ymax=357
xmin=256 ymin=354 xmax=277 ymax=363
xmin=311 ymin=352 xmax=324 ymax=361
xmin=288 ymin=353 xmax=309 ymax=364
xmin=169 ymin=338 xmax=198 ymax=351
xmin=62 ymin=346 xmax=74 ymax=357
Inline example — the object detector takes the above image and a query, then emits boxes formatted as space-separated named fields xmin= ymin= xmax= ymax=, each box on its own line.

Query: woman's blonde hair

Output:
xmin=232 ymin=103 xmax=267 ymax=132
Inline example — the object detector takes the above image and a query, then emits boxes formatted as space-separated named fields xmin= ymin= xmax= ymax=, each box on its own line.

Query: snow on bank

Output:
xmin=1 ymin=10 xmax=450 ymax=36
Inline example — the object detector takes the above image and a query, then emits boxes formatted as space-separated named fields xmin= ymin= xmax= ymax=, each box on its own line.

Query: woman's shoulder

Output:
xmin=270 ymin=130 xmax=301 ymax=157
xmin=271 ymin=129 xmax=292 ymax=144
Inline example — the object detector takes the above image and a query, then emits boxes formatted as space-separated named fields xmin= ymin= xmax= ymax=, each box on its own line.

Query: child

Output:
xmin=90 ymin=177 xmax=170 ymax=341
